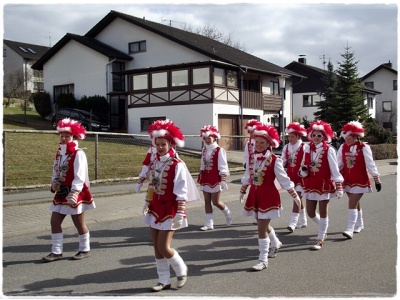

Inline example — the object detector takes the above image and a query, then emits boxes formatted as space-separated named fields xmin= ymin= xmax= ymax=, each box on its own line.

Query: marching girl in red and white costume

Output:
xmin=281 ymin=122 xmax=308 ymax=232
xmin=298 ymin=120 xmax=344 ymax=250
xmin=240 ymin=123 xmax=300 ymax=271
xmin=142 ymin=119 xmax=200 ymax=292
xmin=243 ymin=119 xmax=261 ymax=169
xmin=337 ymin=121 xmax=381 ymax=239
xmin=197 ymin=125 xmax=232 ymax=230
xmin=43 ymin=118 xmax=95 ymax=262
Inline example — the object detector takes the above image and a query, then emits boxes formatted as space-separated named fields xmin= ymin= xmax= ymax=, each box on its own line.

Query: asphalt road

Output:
xmin=2 ymin=168 xmax=397 ymax=298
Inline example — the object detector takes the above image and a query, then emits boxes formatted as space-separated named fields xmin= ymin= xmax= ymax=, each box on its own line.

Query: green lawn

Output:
xmin=3 ymin=105 xmax=205 ymax=187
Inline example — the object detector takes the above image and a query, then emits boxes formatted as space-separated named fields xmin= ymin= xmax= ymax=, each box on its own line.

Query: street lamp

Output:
xmin=277 ymin=75 xmax=286 ymax=149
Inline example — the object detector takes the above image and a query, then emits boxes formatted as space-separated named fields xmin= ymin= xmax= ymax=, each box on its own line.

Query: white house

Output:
xmin=32 ymin=10 xmax=303 ymax=150
xmin=361 ymin=62 xmax=398 ymax=133
xmin=3 ymin=39 xmax=50 ymax=93
xmin=285 ymin=57 xmax=380 ymax=130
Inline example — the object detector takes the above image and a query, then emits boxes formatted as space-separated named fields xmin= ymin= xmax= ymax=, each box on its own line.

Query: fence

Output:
xmin=2 ymin=130 xmax=247 ymax=190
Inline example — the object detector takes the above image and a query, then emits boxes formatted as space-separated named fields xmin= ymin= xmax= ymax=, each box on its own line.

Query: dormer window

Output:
xmin=129 ymin=41 xmax=146 ymax=53
xmin=18 ymin=46 xmax=28 ymax=53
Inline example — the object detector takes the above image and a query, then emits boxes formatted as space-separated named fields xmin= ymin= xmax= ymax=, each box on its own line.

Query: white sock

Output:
xmin=346 ymin=209 xmax=358 ymax=232
xmin=288 ymin=212 xmax=299 ymax=227
xmin=299 ymin=208 xmax=307 ymax=225
xmin=155 ymin=258 xmax=171 ymax=285
xmin=78 ymin=232 xmax=90 ymax=252
xmin=268 ymin=227 xmax=279 ymax=247
xmin=312 ymin=213 xmax=320 ymax=225
xmin=51 ymin=232 xmax=63 ymax=254
xmin=258 ymin=238 xmax=270 ymax=263
xmin=356 ymin=209 xmax=364 ymax=228
xmin=204 ymin=213 xmax=214 ymax=227
xmin=318 ymin=217 xmax=328 ymax=240
xmin=167 ymin=251 xmax=187 ymax=277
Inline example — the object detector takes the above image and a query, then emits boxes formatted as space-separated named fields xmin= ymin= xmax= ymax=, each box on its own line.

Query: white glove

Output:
xmin=142 ymin=201 xmax=149 ymax=215
xmin=135 ymin=182 xmax=143 ymax=193
xmin=336 ymin=182 xmax=344 ymax=199
xmin=221 ymin=181 xmax=228 ymax=190
xmin=66 ymin=190 xmax=79 ymax=206
xmin=172 ymin=213 xmax=185 ymax=230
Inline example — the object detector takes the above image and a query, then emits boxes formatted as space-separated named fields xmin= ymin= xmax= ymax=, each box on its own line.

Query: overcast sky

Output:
xmin=2 ymin=0 xmax=398 ymax=76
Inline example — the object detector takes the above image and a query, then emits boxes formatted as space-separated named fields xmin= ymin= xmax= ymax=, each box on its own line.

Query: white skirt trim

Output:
xmin=344 ymin=186 xmax=372 ymax=193
xmin=242 ymin=208 xmax=282 ymax=219
xmin=49 ymin=202 xmax=96 ymax=215
xmin=144 ymin=214 xmax=188 ymax=230
xmin=304 ymin=192 xmax=335 ymax=201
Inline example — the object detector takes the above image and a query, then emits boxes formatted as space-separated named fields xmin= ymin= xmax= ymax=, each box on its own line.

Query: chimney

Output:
xmin=298 ymin=55 xmax=306 ymax=64
xmin=384 ymin=60 xmax=392 ymax=68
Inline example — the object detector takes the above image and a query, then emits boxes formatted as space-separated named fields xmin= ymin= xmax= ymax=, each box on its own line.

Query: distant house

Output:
xmin=31 ymin=10 xmax=303 ymax=150
xmin=361 ymin=62 xmax=398 ymax=133
xmin=3 ymin=39 xmax=50 ymax=93
xmin=285 ymin=57 xmax=381 ymax=130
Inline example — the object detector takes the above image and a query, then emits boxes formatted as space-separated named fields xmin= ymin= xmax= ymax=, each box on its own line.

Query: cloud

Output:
xmin=2 ymin=2 xmax=397 ymax=76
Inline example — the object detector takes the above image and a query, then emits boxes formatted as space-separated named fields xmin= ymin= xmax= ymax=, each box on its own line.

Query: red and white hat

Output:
xmin=148 ymin=119 xmax=185 ymax=148
xmin=285 ymin=122 xmax=307 ymax=137
xmin=253 ymin=123 xmax=281 ymax=148
xmin=200 ymin=125 xmax=221 ymax=139
xmin=307 ymin=120 xmax=334 ymax=143
xmin=245 ymin=119 xmax=261 ymax=133
xmin=341 ymin=121 xmax=365 ymax=138
xmin=56 ymin=118 xmax=86 ymax=140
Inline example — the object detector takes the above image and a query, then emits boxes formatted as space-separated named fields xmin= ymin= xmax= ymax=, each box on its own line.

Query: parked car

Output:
xmin=52 ymin=108 xmax=110 ymax=132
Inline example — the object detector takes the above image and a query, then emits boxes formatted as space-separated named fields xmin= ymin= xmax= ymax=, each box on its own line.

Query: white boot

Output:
xmin=354 ymin=209 xmax=364 ymax=233
xmin=343 ymin=209 xmax=357 ymax=239
xmin=200 ymin=213 xmax=214 ymax=231
xmin=51 ymin=232 xmax=63 ymax=254
xmin=297 ymin=208 xmax=308 ymax=228
xmin=223 ymin=206 xmax=232 ymax=226
xmin=252 ymin=238 xmax=269 ymax=271
xmin=287 ymin=212 xmax=299 ymax=232
xmin=268 ymin=228 xmax=282 ymax=258
xmin=167 ymin=251 xmax=188 ymax=288
xmin=152 ymin=258 xmax=171 ymax=291
xmin=78 ymin=232 xmax=90 ymax=252
xmin=317 ymin=217 xmax=328 ymax=241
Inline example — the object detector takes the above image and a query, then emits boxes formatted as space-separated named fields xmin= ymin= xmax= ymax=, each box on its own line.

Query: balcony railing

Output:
xmin=242 ymin=90 xmax=281 ymax=112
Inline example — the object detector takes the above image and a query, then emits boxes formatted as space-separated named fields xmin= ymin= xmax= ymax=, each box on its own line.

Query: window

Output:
xmin=243 ymin=79 xmax=259 ymax=91
xmin=112 ymin=62 xmax=125 ymax=91
xmin=303 ymin=95 xmax=321 ymax=107
xmin=27 ymin=48 xmax=36 ymax=54
xmin=382 ymin=101 xmax=392 ymax=112
xmin=18 ymin=46 xmax=28 ymax=53
xmin=129 ymin=41 xmax=146 ymax=53
xmin=54 ymin=84 xmax=74 ymax=103
xmin=214 ymin=68 xmax=225 ymax=85
xmin=141 ymin=117 xmax=166 ymax=131
xmin=152 ymin=72 xmax=168 ymax=89
xmin=367 ymin=97 xmax=373 ymax=109
xmin=394 ymin=80 xmax=397 ymax=91
xmin=270 ymin=81 xmax=279 ymax=95
xmin=365 ymin=81 xmax=374 ymax=88
xmin=171 ymin=70 xmax=188 ymax=87
xmin=133 ymin=74 xmax=148 ymax=90
xmin=227 ymin=70 xmax=238 ymax=88
xmin=383 ymin=122 xmax=393 ymax=131
xmin=193 ymin=67 xmax=210 ymax=85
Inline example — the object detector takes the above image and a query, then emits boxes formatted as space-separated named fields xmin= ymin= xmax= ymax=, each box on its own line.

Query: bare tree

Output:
xmin=181 ymin=23 xmax=247 ymax=51
xmin=3 ymin=70 xmax=29 ymax=107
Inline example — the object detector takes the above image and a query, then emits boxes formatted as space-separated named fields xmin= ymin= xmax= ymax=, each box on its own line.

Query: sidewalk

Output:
xmin=2 ymin=157 xmax=397 ymax=238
